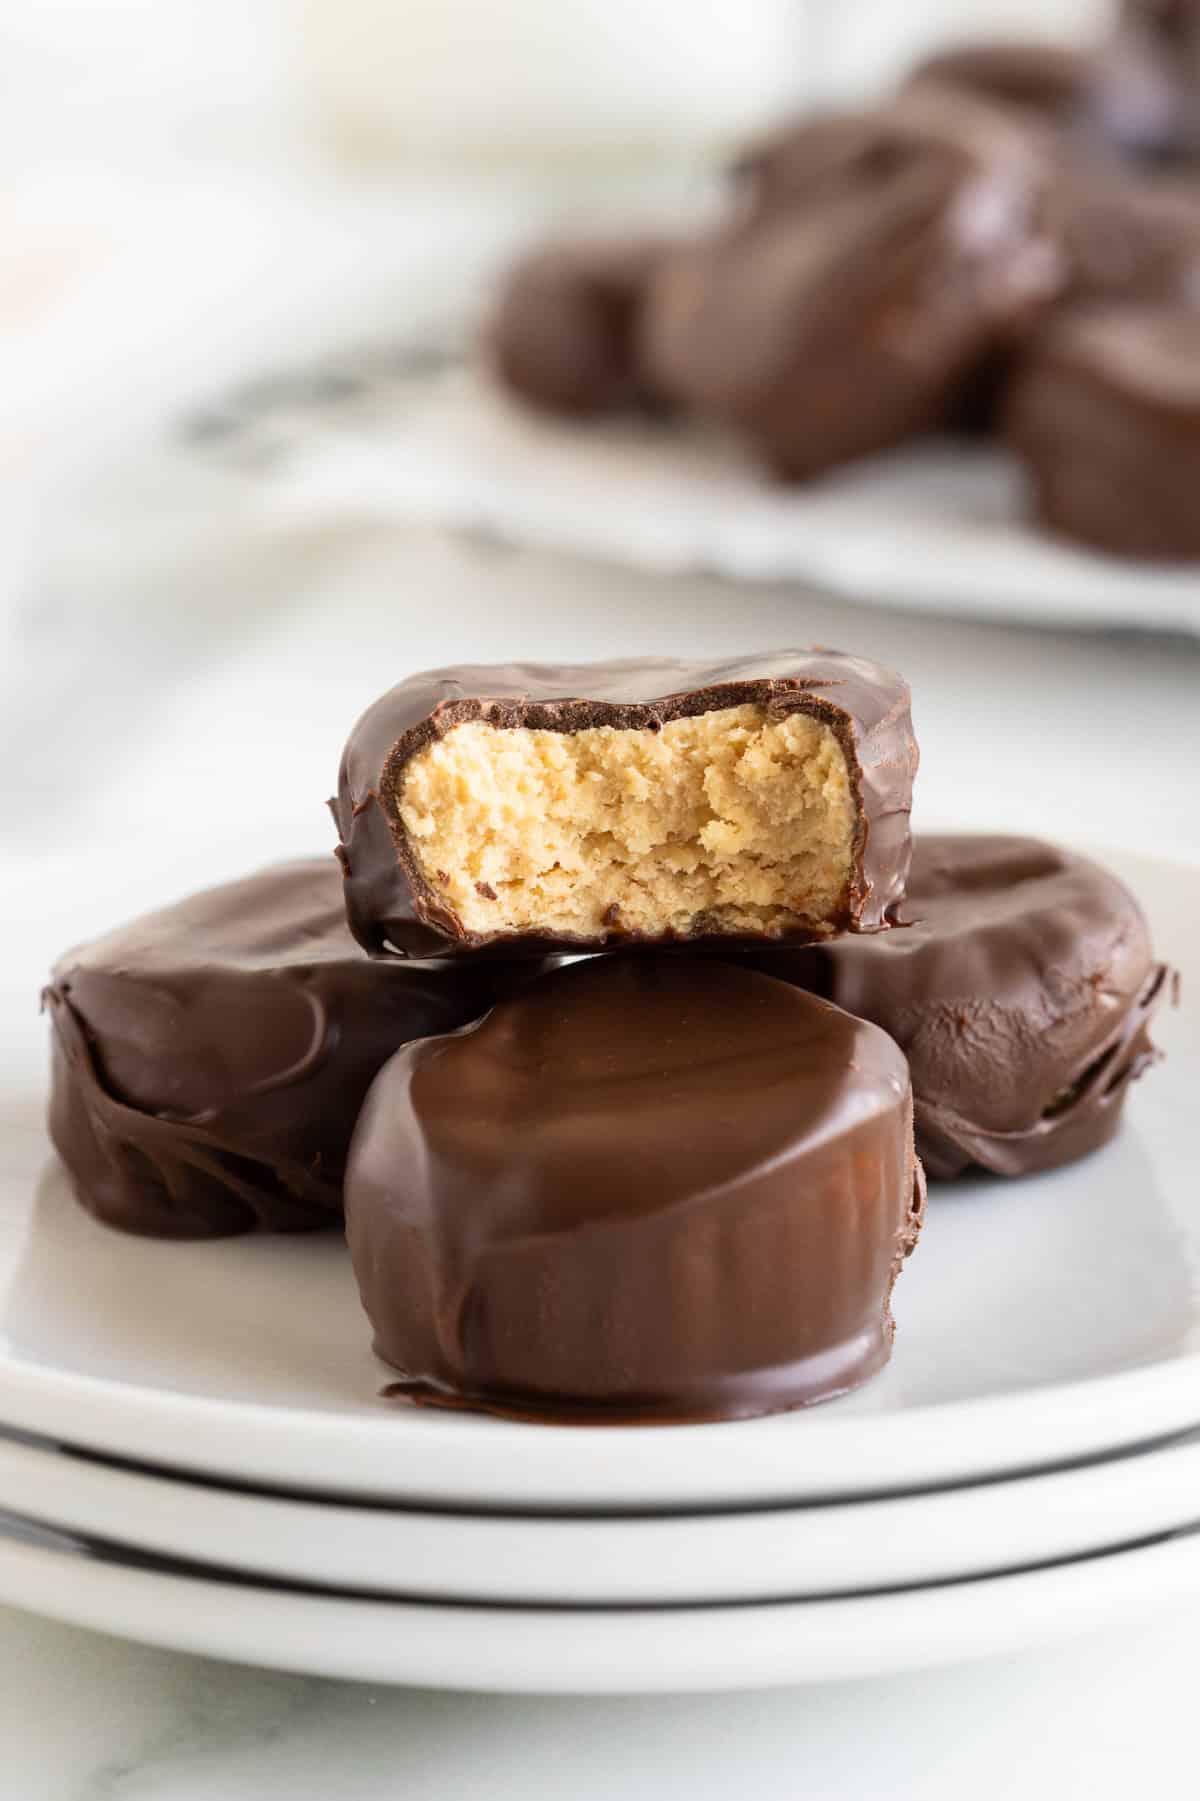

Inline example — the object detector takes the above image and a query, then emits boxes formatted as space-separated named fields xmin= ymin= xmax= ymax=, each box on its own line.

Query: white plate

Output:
xmin=1 ymin=844 xmax=1196 ymax=1512
xmin=2 ymin=1512 xmax=1199 ymax=1692
xmin=3 ymin=1427 xmax=1200 ymax=1603
xmin=264 ymin=366 xmax=1200 ymax=636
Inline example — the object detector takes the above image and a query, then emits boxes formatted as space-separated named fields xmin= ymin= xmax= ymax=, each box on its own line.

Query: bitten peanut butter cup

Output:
xmin=333 ymin=652 xmax=918 ymax=957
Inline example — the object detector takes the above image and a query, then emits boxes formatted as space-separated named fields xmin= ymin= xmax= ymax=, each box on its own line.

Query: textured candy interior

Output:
xmin=397 ymin=704 xmax=855 ymax=939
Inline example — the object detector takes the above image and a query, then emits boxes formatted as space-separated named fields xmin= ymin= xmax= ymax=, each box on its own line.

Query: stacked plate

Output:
xmin=1 ymin=843 xmax=1198 ymax=1694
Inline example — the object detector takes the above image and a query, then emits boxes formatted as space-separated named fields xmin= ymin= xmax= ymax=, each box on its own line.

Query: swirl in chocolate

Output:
xmin=45 ymin=860 xmax=530 ymax=1238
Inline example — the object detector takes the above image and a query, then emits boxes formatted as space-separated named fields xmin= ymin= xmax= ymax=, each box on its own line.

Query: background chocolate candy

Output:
xmin=1047 ymin=152 xmax=1200 ymax=306
xmin=345 ymin=957 xmax=925 ymax=1424
xmin=905 ymin=38 xmax=1187 ymax=161
xmin=479 ymin=24 xmax=1200 ymax=557
xmin=1127 ymin=0 xmax=1200 ymax=62
xmin=943 ymin=154 xmax=1200 ymax=435
xmin=333 ymin=652 xmax=918 ymax=958
xmin=741 ymin=835 xmax=1168 ymax=1179
xmin=1120 ymin=0 xmax=1200 ymax=156
xmin=642 ymin=93 xmax=1061 ymax=480
xmin=45 ymin=859 xmax=530 ymax=1239
xmin=731 ymin=86 xmax=1051 ymax=219
xmin=1004 ymin=307 xmax=1200 ymax=559
xmin=488 ymin=236 xmax=667 ymax=418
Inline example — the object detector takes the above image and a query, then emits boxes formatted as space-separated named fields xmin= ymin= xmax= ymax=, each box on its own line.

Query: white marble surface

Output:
xmin=2 ymin=1601 xmax=1198 ymax=1800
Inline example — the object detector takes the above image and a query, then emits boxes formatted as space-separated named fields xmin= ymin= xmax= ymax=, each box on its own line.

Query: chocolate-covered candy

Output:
xmin=906 ymin=38 xmax=1186 ymax=161
xmin=346 ymin=957 xmax=925 ymax=1423
xmin=942 ymin=348 xmax=1014 ymax=436
xmin=646 ymin=94 xmax=1061 ymax=479
xmin=1120 ymin=1 xmax=1200 ymax=155
xmin=742 ymin=835 xmax=1169 ymax=1179
xmin=1127 ymin=0 xmax=1200 ymax=65
xmin=489 ymin=237 xmax=666 ymax=418
xmin=1004 ymin=307 xmax=1200 ymax=559
xmin=732 ymin=87 xmax=1048 ymax=219
xmin=1050 ymin=154 xmax=1200 ymax=305
xmin=44 ymin=860 xmax=526 ymax=1239
xmin=945 ymin=154 xmax=1200 ymax=433
xmin=333 ymin=653 xmax=918 ymax=958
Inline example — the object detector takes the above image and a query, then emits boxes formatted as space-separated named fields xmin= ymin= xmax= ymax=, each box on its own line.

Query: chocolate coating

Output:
xmin=333 ymin=652 xmax=918 ymax=957
xmin=732 ymin=87 xmax=1050 ymax=219
xmin=346 ymin=958 xmax=925 ymax=1423
xmin=944 ymin=150 xmax=1200 ymax=433
xmin=942 ymin=347 xmax=1015 ymax=436
xmin=907 ymin=38 xmax=1187 ymax=161
xmin=1127 ymin=0 xmax=1200 ymax=63
xmin=489 ymin=237 xmax=666 ymax=418
xmin=1004 ymin=307 xmax=1200 ymax=559
xmin=941 ymin=155 xmax=1200 ymax=434
xmin=1049 ymin=153 xmax=1200 ymax=305
xmin=740 ymin=835 xmax=1168 ymax=1180
xmin=1120 ymin=2 xmax=1200 ymax=155
xmin=45 ymin=860 xmax=530 ymax=1239
xmin=648 ymin=94 xmax=1061 ymax=479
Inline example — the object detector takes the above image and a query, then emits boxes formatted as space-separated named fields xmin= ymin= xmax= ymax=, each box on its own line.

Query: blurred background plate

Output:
xmin=251 ymin=361 xmax=1200 ymax=637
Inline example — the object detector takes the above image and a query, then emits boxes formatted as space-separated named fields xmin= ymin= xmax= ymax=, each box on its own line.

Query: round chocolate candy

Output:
xmin=345 ymin=957 xmax=925 ymax=1424
xmin=1048 ymin=153 xmax=1200 ymax=306
xmin=489 ymin=236 xmax=666 ymax=419
xmin=943 ymin=153 xmax=1200 ymax=435
xmin=1119 ymin=1 xmax=1200 ymax=156
xmin=45 ymin=859 xmax=531 ymax=1239
xmin=1004 ymin=307 xmax=1200 ymax=559
xmin=643 ymin=93 xmax=1060 ymax=480
xmin=906 ymin=37 xmax=1188 ymax=162
xmin=741 ymin=835 xmax=1169 ymax=1180
xmin=731 ymin=86 xmax=1048 ymax=220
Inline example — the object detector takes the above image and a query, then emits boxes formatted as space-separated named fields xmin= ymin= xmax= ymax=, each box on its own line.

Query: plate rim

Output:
xmin=266 ymin=367 xmax=1200 ymax=639
xmin=0 ymin=1514 xmax=1198 ymax=1691
xmin=1 ymin=1426 xmax=1200 ymax=1603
